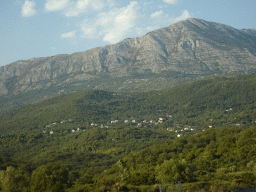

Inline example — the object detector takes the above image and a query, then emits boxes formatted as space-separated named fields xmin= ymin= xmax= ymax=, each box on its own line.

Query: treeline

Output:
xmin=0 ymin=75 xmax=256 ymax=135
xmin=1 ymin=127 xmax=256 ymax=191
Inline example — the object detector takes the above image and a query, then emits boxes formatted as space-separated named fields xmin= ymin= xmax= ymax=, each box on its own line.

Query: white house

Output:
xmin=177 ymin=134 xmax=182 ymax=137
xmin=111 ymin=120 xmax=118 ymax=123
xmin=132 ymin=120 xmax=136 ymax=123
xmin=72 ymin=129 xmax=75 ymax=133
xmin=50 ymin=131 xmax=54 ymax=134
xmin=124 ymin=120 xmax=128 ymax=123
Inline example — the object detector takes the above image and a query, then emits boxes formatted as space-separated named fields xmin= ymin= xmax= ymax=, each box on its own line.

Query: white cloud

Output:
xmin=61 ymin=30 xmax=76 ymax=38
xmin=107 ymin=0 xmax=115 ymax=8
xmin=136 ymin=9 xmax=191 ymax=36
xmin=21 ymin=0 xmax=36 ymax=17
xmin=173 ymin=10 xmax=191 ymax=22
xmin=45 ymin=0 xmax=70 ymax=12
xmin=80 ymin=1 xmax=143 ymax=43
xmin=149 ymin=9 xmax=191 ymax=26
xmin=150 ymin=10 xmax=166 ymax=19
xmin=65 ymin=0 xmax=105 ymax=17
xmin=163 ymin=0 xmax=179 ymax=4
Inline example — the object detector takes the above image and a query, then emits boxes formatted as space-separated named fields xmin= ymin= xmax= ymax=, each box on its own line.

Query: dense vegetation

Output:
xmin=1 ymin=127 xmax=256 ymax=191
xmin=0 ymin=75 xmax=255 ymax=135
xmin=0 ymin=74 xmax=256 ymax=191
xmin=95 ymin=126 xmax=256 ymax=191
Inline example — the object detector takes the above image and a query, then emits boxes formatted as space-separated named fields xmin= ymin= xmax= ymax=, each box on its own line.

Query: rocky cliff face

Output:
xmin=0 ymin=18 xmax=256 ymax=100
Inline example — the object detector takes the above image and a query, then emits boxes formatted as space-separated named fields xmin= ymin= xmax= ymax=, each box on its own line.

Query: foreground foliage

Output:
xmin=0 ymin=127 xmax=256 ymax=191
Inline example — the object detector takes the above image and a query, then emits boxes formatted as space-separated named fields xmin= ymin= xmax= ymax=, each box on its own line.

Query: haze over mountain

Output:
xmin=0 ymin=18 xmax=256 ymax=108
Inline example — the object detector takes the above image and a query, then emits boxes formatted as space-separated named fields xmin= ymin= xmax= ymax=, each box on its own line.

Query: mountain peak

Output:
xmin=0 ymin=18 xmax=256 ymax=102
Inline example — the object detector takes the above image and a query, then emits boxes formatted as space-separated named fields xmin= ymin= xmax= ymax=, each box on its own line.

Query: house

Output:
xmin=209 ymin=125 xmax=212 ymax=128
xmin=61 ymin=120 xmax=67 ymax=123
xmin=191 ymin=128 xmax=195 ymax=131
xmin=50 ymin=131 xmax=54 ymax=134
xmin=143 ymin=120 xmax=147 ymax=123
xmin=177 ymin=134 xmax=182 ymax=137
xmin=72 ymin=129 xmax=76 ymax=133
xmin=184 ymin=128 xmax=189 ymax=131
xmin=150 ymin=120 xmax=154 ymax=123
xmin=236 ymin=124 xmax=240 ymax=126
xmin=77 ymin=128 xmax=80 ymax=131
xmin=158 ymin=117 xmax=166 ymax=122
xmin=105 ymin=126 xmax=110 ymax=128
xmin=91 ymin=123 xmax=95 ymax=126
xmin=124 ymin=120 xmax=128 ymax=123
xmin=158 ymin=120 xmax=163 ymax=123
xmin=100 ymin=124 xmax=104 ymax=128
xmin=111 ymin=120 xmax=118 ymax=123
xmin=132 ymin=120 xmax=136 ymax=123
xmin=138 ymin=122 xmax=142 ymax=126
xmin=167 ymin=128 xmax=174 ymax=131
xmin=175 ymin=130 xmax=178 ymax=132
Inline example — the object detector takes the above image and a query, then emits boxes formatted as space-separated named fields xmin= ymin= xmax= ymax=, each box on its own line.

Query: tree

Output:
xmin=155 ymin=159 xmax=193 ymax=183
xmin=0 ymin=166 xmax=30 ymax=192
xmin=30 ymin=163 xmax=69 ymax=192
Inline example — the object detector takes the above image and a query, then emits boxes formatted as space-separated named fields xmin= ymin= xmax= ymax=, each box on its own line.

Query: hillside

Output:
xmin=0 ymin=75 xmax=256 ymax=191
xmin=1 ymin=18 xmax=256 ymax=109
xmin=1 ymin=126 xmax=256 ymax=191
xmin=0 ymin=75 xmax=255 ymax=136
xmin=95 ymin=126 xmax=256 ymax=192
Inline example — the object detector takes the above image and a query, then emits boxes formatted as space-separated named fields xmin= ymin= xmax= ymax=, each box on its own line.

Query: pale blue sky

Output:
xmin=0 ymin=0 xmax=255 ymax=66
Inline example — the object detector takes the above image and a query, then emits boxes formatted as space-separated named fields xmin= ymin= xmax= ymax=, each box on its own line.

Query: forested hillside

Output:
xmin=0 ymin=74 xmax=256 ymax=191
xmin=1 ymin=127 xmax=256 ymax=191
xmin=0 ymin=75 xmax=256 ymax=136
xmin=95 ymin=127 xmax=256 ymax=191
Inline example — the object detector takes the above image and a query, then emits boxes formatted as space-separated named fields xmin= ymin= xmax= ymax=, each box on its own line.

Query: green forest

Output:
xmin=0 ymin=75 xmax=256 ymax=191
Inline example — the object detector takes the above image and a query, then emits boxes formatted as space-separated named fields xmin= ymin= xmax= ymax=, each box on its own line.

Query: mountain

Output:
xmin=1 ymin=18 xmax=256 ymax=109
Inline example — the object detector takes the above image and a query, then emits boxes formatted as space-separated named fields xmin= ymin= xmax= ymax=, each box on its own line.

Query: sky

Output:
xmin=0 ymin=0 xmax=255 ymax=67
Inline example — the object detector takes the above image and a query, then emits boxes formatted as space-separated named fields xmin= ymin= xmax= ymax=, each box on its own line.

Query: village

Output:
xmin=43 ymin=106 xmax=253 ymax=137
xmin=44 ymin=115 xmax=205 ymax=138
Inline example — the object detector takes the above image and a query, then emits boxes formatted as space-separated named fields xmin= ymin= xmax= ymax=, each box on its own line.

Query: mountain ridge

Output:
xmin=0 ymin=18 xmax=256 ymax=109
